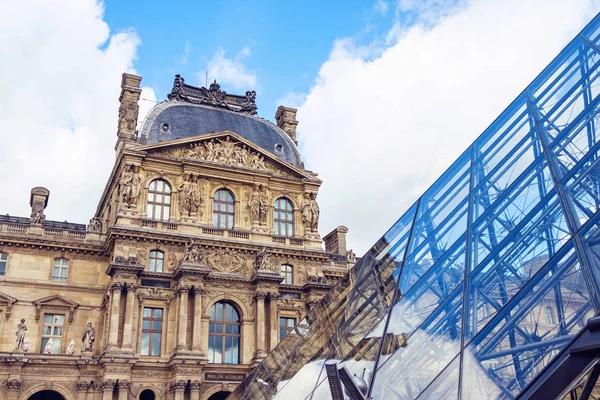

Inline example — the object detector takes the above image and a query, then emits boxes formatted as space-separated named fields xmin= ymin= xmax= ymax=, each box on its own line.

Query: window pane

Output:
xmin=227 ymin=204 xmax=234 ymax=213
xmin=148 ymin=193 xmax=155 ymax=202
xmin=1 ymin=253 xmax=7 ymax=260
xmin=0 ymin=262 xmax=5 ymax=275
xmin=153 ymin=321 xmax=162 ymax=330
xmin=156 ymin=260 xmax=163 ymax=272
xmin=226 ymin=304 xmax=233 ymax=322
xmin=147 ymin=205 xmax=154 ymax=218
xmin=156 ymin=180 xmax=163 ymax=191
xmin=141 ymin=332 xmax=150 ymax=355
xmin=43 ymin=326 xmax=52 ymax=335
xmin=156 ymin=194 xmax=162 ymax=203
xmin=143 ymin=320 xmax=151 ymax=330
xmin=154 ymin=309 xmax=162 ymax=318
xmin=215 ymin=302 xmax=223 ymax=320
xmin=214 ymin=336 xmax=222 ymax=363
xmin=164 ymin=206 xmax=170 ymax=218
xmin=54 ymin=327 xmax=63 ymax=336
xmin=152 ymin=333 xmax=161 ymax=356
xmin=40 ymin=337 xmax=49 ymax=353
xmin=60 ymin=268 xmax=67 ymax=278
xmin=143 ymin=308 xmax=152 ymax=318
xmin=44 ymin=314 xmax=54 ymax=324
xmin=227 ymin=215 xmax=233 ymax=228
xmin=213 ymin=213 xmax=219 ymax=226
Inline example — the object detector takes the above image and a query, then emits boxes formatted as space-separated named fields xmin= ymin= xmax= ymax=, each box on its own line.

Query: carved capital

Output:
xmin=192 ymin=287 xmax=206 ymax=295
xmin=76 ymin=381 xmax=91 ymax=392
xmin=176 ymin=286 xmax=190 ymax=296
xmin=267 ymin=293 xmax=280 ymax=300
xmin=126 ymin=284 xmax=139 ymax=292
xmin=6 ymin=379 xmax=22 ymax=390
xmin=169 ymin=380 xmax=188 ymax=392
xmin=110 ymin=282 xmax=124 ymax=292
xmin=254 ymin=292 xmax=267 ymax=300
xmin=117 ymin=380 xmax=131 ymax=390
xmin=189 ymin=380 xmax=203 ymax=390
xmin=99 ymin=380 xmax=116 ymax=391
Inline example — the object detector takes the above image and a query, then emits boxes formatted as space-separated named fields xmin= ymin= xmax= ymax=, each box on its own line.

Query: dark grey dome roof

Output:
xmin=139 ymin=102 xmax=303 ymax=167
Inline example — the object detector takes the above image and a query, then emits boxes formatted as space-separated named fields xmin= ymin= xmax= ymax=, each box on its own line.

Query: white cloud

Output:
xmin=276 ymin=91 xmax=307 ymax=109
xmin=374 ymin=0 xmax=389 ymax=15
xmin=298 ymin=0 xmax=599 ymax=254
xmin=0 ymin=0 xmax=142 ymax=224
xmin=205 ymin=47 xmax=257 ymax=90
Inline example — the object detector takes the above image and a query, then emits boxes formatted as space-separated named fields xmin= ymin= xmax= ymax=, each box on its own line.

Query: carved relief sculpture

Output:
xmin=118 ymin=98 xmax=139 ymax=135
xmin=167 ymin=253 xmax=178 ymax=271
xmin=183 ymin=239 xmax=203 ymax=264
xmin=22 ymin=336 xmax=31 ymax=353
xmin=14 ymin=319 xmax=27 ymax=351
xmin=310 ymin=192 xmax=320 ymax=231
xmin=254 ymin=248 xmax=278 ymax=273
xmin=30 ymin=209 xmax=45 ymax=224
xmin=205 ymin=247 xmax=247 ymax=275
xmin=66 ymin=339 xmax=76 ymax=355
xmin=302 ymin=192 xmax=320 ymax=232
xmin=248 ymin=184 xmax=260 ymax=223
xmin=259 ymin=185 xmax=270 ymax=225
xmin=179 ymin=174 xmax=204 ymax=217
xmin=81 ymin=322 xmax=95 ymax=352
xmin=346 ymin=249 xmax=356 ymax=263
xmin=87 ymin=217 xmax=102 ymax=233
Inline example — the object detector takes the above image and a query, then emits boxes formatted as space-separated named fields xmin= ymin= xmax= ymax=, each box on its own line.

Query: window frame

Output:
xmin=148 ymin=250 xmax=164 ymax=273
xmin=212 ymin=189 xmax=235 ymax=229
xmin=280 ymin=264 xmax=293 ymax=285
xmin=141 ymin=307 xmax=163 ymax=356
xmin=274 ymin=198 xmax=294 ymax=237
xmin=40 ymin=313 xmax=65 ymax=354
xmin=0 ymin=252 xmax=7 ymax=276
xmin=147 ymin=179 xmax=172 ymax=221
xmin=208 ymin=301 xmax=241 ymax=364
xmin=51 ymin=258 xmax=69 ymax=282
xmin=280 ymin=316 xmax=296 ymax=340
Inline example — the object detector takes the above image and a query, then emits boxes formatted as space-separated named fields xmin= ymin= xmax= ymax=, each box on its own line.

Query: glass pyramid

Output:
xmin=229 ymin=12 xmax=600 ymax=400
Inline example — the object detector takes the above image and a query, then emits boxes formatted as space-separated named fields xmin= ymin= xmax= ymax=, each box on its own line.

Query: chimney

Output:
xmin=275 ymin=106 xmax=299 ymax=145
xmin=115 ymin=73 xmax=142 ymax=152
xmin=323 ymin=226 xmax=348 ymax=256
xmin=30 ymin=187 xmax=50 ymax=225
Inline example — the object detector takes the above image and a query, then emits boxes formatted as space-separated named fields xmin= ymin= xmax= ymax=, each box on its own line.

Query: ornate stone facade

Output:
xmin=0 ymin=73 xmax=355 ymax=400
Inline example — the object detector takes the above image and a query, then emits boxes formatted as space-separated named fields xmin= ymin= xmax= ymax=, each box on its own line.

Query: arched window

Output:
xmin=281 ymin=264 xmax=293 ymax=284
xmin=148 ymin=250 xmax=164 ymax=272
xmin=274 ymin=198 xmax=294 ymax=237
xmin=147 ymin=179 xmax=171 ymax=221
xmin=208 ymin=301 xmax=240 ymax=364
xmin=213 ymin=189 xmax=235 ymax=229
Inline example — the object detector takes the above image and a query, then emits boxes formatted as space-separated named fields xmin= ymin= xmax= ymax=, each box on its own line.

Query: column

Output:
xmin=5 ymin=380 xmax=22 ymax=400
xmin=191 ymin=287 xmax=205 ymax=354
xmin=176 ymin=286 xmax=190 ymax=351
xmin=100 ymin=380 xmax=115 ymax=400
xmin=117 ymin=381 xmax=130 ymax=400
xmin=189 ymin=381 xmax=202 ymax=400
xmin=254 ymin=293 xmax=266 ymax=359
xmin=86 ymin=383 xmax=97 ymax=400
xmin=121 ymin=284 xmax=137 ymax=350
xmin=76 ymin=382 xmax=89 ymax=400
xmin=108 ymin=283 xmax=123 ymax=349
xmin=269 ymin=294 xmax=279 ymax=351
xmin=170 ymin=381 xmax=186 ymax=400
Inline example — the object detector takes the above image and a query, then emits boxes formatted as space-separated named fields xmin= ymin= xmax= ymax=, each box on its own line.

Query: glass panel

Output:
xmin=154 ymin=309 xmax=162 ymax=318
xmin=44 ymin=314 xmax=54 ymax=324
xmin=143 ymin=308 xmax=152 ymax=318
xmin=143 ymin=320 xmax=151 ymax=330
xmin=225 ymin=336 xmax=233 ymax=363
xmin=214 ymin=336 xmax=222 ymax=363
xmin=152 ymin=321 xmax=162 ymax=331
xmin=141 ymin=332 xmax=150 ymax=356
xmin=152 ymin=333 xmax=161 ymax=356
xmin=156 ymin=259 xmax=163 ymax=272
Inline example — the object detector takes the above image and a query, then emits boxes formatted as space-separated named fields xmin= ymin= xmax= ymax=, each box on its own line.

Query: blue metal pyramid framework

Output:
xmin=229 ymin=13 xmax=600 ymax=400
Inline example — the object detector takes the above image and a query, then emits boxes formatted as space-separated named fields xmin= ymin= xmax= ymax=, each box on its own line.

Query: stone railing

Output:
xmin=0 ymin=222 xmax=89 ymax=241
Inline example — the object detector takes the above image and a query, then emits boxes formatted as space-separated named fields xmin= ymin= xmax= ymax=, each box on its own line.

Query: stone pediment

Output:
xmin=33 ymin=294 xmax=79 ymax=324
xmin=0 ymin=291 xmax=17 ymax=319
xmin=141 ymin=131 xmax=316 ymax=181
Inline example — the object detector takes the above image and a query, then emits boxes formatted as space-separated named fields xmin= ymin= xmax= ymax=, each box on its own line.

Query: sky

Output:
xmin=1 ymin=0 xmax=599 ymax=254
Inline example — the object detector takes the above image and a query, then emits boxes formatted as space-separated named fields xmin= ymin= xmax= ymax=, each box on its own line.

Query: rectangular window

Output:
xmin=280 ymin=317 xmax=296 ymax=340
xmin=280 ymin=265 xmax=293 ymax=285
xmin=545 ymin=306 xmax=555 ymax=324
xmin=52 ymin=258 xmax=68 ymax=282
xmin=40 ymin=314 xmax=64 ymax=354
xmin=0 ymin=253 xmax=7 ymax=275
xmin=141 ymin=307 xmax=162 ymax=356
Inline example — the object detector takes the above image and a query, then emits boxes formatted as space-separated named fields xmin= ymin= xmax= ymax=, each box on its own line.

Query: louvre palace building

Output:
xmin=0 ymin=73 xmax=355 ymax=400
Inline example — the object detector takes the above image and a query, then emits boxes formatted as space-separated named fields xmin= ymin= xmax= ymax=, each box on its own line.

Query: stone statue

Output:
xmin=248 ymin=185 xmax=261 ymax=223
xmin=119 ymin=165 xmax=142 ymax=207
xmin=44 ymin=338 xmax=54 ymax=354
xmin=258 ymin=185 xmax=269 ymax=225
xmin=178 ymin=175 xmax=193 ymax=216
xmin=66 ymin=339 xmax=76 ymax=355
xmin=183 ymin=239 xmax=202 ymax=264
xmin=310 ymin=193 xmax=320 ymax=231
xmin=167 ymin=253 xmax=178 ymax=271
xmin=87 ymin=217 xmax=102 ymax=233
xmin=346 ymin=249 xmax=356 ymax=263
xmin=15 ymin=319 xmax=27 ymax=351
xmin=190 ymin=175 xmax=204 ymax=215
xmin=301 ymin=193 xmax=312 ymax=232
xmin=81 ymin=322 xmax=95 ymax=352
xmin=30 ymin=209 xmax=45 ymax=224
xmin=254 ymin=248 xmax=277 ymax=273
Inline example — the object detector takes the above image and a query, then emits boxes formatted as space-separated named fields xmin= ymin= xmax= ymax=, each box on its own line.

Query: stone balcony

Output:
xmin=0 ymin=215 xmax=102 ymax=244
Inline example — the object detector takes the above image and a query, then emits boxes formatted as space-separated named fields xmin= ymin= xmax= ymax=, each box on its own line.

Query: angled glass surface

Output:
xmin=229 ymin=13 xmax=600 ymax=400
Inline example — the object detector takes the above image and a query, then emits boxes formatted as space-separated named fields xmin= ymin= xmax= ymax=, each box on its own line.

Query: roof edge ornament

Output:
xmin=167 ymin=74 xmax=257 ymax=115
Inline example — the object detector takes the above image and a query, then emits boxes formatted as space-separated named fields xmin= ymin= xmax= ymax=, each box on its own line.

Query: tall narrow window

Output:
xmin=0 ymin=253 xmax=7 ymax=276
xmin=545 ymin=306 xmax=555 ymax=324
xmin=147 ymin=179 xmax=172 ymax=221
xmin=280 ymin=317 xmax=296 ymax=340
xmin=141 ymin=307 xmax=162 ymax=356
xmin=41 ymin=314 xmax=64 ymax=354
xmin=213 ymin=189 xmax=235 ymax=229
xmin=52 ymin=258 xmax=69 ymax=282
xmin=209 ymin=302 xmax=240 ymax=364
xmin=148 ymin=250 xmax=164 ymax=272
xmin=280 ymin=264 xmax=293 ymax=285
xmin=274 ymin=198 xmax=294 ymax=237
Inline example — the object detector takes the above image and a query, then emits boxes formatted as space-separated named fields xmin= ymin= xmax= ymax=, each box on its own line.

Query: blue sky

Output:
xmin=103 ymin=0 xmax=393 ymax=117
xmin=1 ymin=0 xmax=598 ymax=253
